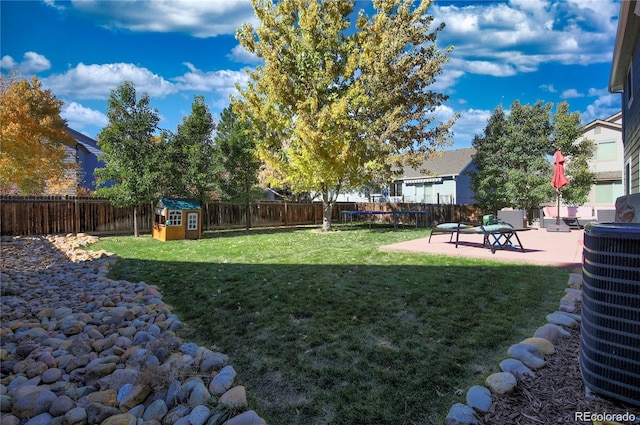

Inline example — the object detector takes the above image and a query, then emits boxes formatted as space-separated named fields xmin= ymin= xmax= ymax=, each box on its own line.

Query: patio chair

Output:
xmin=429 ymin=221 xmax=525 ymax=254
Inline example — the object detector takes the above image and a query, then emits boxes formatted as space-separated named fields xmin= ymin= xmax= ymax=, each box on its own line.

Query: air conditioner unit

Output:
xmin=580 ymin=223 xmax=640 ymax=407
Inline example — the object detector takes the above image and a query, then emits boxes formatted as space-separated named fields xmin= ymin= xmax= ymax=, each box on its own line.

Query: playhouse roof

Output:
xmin=157 ymin=198 xmax=201 ymax=210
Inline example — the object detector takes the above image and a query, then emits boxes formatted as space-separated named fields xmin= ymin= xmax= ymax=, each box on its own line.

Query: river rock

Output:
xmin=533 ymin=323 xmax=570 ymax=343
xmin=485 ymin=372 xmax=517 ymax=395
xmin=520 ymin=337 xmax=555 ymax=355
xmin=445 ymin=403 xmax=478 ymax=425
xmin=219 ymin=386 xmax=247 ymax=409
xmin=143 ymin=399 xmax=169 ymax=422
xmin=11 ymin=387 xmax=56 ymax=417
xmin=0 ymin=235 xmax=266 ymax=425
xmin=546 ymin=312 xmax=579 ymax=328
xmin=187 ymin=405 xmax=210 ymax=425
xmin=499 ymin=358 xmax=535 ymax=378
xmin=507 ymin=343 xmax=545 ymax=369
xmin=209 ymin=365 xmax=236 ymax=395
xmin=465 ymin=385 xmax=492 ymax=412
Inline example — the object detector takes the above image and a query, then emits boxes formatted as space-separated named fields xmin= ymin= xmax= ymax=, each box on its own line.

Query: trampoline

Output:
xmin=341 ymin=210 xmax=429 ymax=228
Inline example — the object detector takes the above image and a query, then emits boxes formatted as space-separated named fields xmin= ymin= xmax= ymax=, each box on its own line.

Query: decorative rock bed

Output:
xmin=0 ymin=234 xmax=266 ymax=425
xmin=445 ymin=270 xmax=584 ymax=425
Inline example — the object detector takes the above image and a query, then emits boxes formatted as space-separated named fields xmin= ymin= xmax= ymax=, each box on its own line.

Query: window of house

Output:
xmin=168 ymin=210 xmax=182 ymax=226
xmin=595 ymin=141 xmax=616 ymax=161
xmin=595 ymin=182 xmax=623 ymax=204
xmin=187 ymin=213 xmax=198 ymax=230
xmin=390 ymin=181 xmax=402 ymax=197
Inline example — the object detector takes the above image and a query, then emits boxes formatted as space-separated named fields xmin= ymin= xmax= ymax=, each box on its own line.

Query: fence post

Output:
xmin=75 ymin=197 xmax=80 ymax=234
xmin=284 ymin=202 xmax=288 ymax=226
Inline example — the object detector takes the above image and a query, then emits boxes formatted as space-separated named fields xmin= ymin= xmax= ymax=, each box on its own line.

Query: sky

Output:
xmin=1 ymin=0 xmax=623 ymax=150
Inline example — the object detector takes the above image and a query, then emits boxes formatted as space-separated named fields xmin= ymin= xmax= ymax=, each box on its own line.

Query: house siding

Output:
xmin=624 ymin=40 xmax=640 ymax=194
xmin=456 ymin=164 xmax=476 ymax=204
xmin=582 ymin=114 xmax=624 ymax=207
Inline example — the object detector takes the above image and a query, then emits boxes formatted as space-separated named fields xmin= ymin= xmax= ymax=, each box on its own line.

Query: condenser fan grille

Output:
xmin=580 ymin=223 xmax=640 ymax=407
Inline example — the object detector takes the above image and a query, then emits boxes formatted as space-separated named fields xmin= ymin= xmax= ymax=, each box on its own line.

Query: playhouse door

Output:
xmin=185 ymin=212 xmax=201 ymax=239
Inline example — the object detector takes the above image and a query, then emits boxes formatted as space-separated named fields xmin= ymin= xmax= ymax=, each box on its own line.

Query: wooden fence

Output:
xmin=0 ymin=196 xmax=483 ymax=236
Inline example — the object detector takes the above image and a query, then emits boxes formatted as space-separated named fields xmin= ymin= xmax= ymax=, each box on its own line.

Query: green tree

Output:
xmin=165 ymin=95 xmax=219 ymax=206
xmin=234 ymin=0 xmax=456 ymax=231
xmin=470 ymin=100 xmax=594 ymax=214
xmin=214 ymin=104 xmax=261 ymax=230
xmin=0 ymin=74 xmax=77 ymax=194
xmin=94 ymin=81 xmax=161 ymax=237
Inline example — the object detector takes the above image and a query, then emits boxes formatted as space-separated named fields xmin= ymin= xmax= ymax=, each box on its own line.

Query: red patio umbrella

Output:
xmin=551 ymin=150 xmax=569 ymax=225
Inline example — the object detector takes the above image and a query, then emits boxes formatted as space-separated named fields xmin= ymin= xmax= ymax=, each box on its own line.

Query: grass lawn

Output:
xmin=90 ymin=224 xmax=569 ymax=425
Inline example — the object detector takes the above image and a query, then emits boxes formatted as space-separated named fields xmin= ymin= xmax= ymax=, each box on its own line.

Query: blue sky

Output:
xmin=1 ymin=0 xmax=622 ymax=149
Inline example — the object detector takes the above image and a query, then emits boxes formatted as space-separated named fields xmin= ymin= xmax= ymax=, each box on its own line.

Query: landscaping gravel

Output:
xmin=0 ymin=234 xmax=266 ymax=425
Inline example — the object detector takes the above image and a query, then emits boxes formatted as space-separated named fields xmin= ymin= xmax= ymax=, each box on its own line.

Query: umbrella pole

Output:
xmin=556 ymin=189 xmax=561 ymax=225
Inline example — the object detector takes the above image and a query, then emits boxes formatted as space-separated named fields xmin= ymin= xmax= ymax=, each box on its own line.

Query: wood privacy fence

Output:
xmin=0 ymin=196 xmax=483 ymax=236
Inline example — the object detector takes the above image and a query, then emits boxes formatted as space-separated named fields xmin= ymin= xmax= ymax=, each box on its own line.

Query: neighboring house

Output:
xmin=389 ymin=147 xmax=477 ymax=204
xmin=581 ymin=112 xmax=624 ymax=208
xmin=332 ymin=148 xmax=477 ymax=204
xmin=609 ymin=0 xmax=640 ymax=195
xmin=59 ymin=127 xmax=103 ymax=195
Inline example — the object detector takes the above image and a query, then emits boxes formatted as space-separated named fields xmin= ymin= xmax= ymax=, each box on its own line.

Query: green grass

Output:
xmin=90 ymin=224 xmax=569 ymax=425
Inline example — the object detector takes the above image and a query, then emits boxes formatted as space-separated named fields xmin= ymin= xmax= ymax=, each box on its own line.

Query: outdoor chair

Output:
xmin=429 ymin=221 xmax=525 ymax=254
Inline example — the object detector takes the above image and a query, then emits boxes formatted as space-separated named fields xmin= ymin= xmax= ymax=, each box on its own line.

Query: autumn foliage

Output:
xmin=0 ymin=74 xmax=77 ymax=195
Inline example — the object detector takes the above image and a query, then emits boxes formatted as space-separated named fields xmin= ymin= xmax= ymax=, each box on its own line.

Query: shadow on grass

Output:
xmin=106 ymin=256 xmax=568 ymax=425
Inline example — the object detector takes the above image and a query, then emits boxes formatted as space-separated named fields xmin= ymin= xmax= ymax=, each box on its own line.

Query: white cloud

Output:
xmin=540 ymin=84 xmax=557 ymax=93
xmin=0 ymin=52 xmax=51 ymax=73
xmin=62 ymin=102 xmax=109 ymax=129
xmin=174 ymin=63 xmax=250 ymax=100
xmin=42 ymin=63 xmax=176 ymax=99
xmin=459 ymin=59 xmax=517 ymax=77
xmin=581 ymin=92 xmax=620 ymax=124
xmin=429 ymin=67 xmax=465 ymax=93
xmin=227 ymin=44 xmax=262 ymax=64
xmin=587 ymin=87 xmax=610 ymax=97
xmin=70 ymin=0 xmax=257 ymax=37
xmin=433 ymin=0 xmax=618 ymax=78
xmin=561 ymin=88 xmax=584 ymax=99
xmin=0 ymin=55 xmax=17 ymax=70
xmin=453 ymin=108 xmax=494 ymax=147
xmin=44 ymin=0 xmax=66 ymax=11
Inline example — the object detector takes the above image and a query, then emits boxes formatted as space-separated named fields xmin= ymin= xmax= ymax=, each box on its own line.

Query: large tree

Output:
xmin=164 ymin=95 xmax=219 ymax=206
xmin=94 ymin=81 xmax=161 ymax=237
xmin=234 ymin=0 xmax=456 ymax=231
xmin=0 ymin=74 xmax=77 ymax=194
xmin=214 ymin=104 xmax=261 ymax=230
xmin=470 ymin=100 xmax=594 ymax=213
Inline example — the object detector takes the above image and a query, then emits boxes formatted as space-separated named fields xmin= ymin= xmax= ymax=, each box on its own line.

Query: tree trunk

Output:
xmin=321 ymin=191 xmax=334 ymax=232
xmin=133 ymin=205 xmax=140 ymax=238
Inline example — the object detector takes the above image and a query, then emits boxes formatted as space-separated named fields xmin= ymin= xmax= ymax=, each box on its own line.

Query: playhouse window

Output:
xmin=168 ymin=210 xmax=182 ymax=226
xmin=187 ymin=213 xmax=198 ymax=230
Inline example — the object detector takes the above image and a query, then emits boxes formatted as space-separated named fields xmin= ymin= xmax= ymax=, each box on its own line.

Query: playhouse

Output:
xmin=152 ymin=198 xmax=202 ymax=241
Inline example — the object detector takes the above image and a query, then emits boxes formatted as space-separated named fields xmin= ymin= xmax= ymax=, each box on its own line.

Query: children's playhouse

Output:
xmin=152 ymin=198 xmax=202 ymax=241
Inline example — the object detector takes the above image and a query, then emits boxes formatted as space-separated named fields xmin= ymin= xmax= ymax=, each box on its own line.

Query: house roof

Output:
xmin=609 ymin=0 xmax=640 ymax=92
xmin=581 ymin=111 xmax=623 ymax=133
xmin=595 ymin=170 xmax=623 ymax=181
xmin=398 ymin=147 xmax=476 ymax=180
xmin=65 ymin=127 xmax=102 ymax=157
xmin=157 ymin=198 xmax=201 ymax=210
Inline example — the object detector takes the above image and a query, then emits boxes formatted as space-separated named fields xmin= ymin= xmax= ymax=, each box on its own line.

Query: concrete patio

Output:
xmin=380 ymin=226 xmax=585 ymax=268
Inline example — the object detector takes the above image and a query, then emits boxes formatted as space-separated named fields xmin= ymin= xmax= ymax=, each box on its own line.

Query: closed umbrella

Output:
xmin=551 ymin=150 xmax=569 ymax=225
